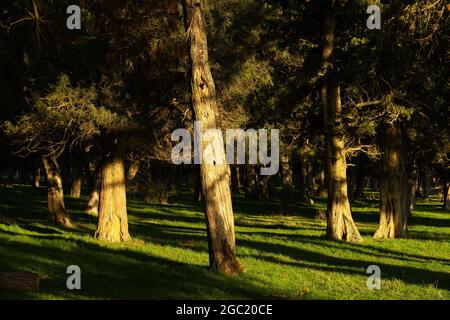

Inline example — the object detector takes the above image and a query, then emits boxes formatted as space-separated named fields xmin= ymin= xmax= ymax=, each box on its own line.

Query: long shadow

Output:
xmin=0 ymin=231 xmax=270 ymax=299
xmin=237 ymin=238 xmax=450 ymax=291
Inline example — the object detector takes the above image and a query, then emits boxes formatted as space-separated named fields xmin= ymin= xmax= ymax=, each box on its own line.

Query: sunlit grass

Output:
xmin=0 ymin=185 xmax=449 ymax=299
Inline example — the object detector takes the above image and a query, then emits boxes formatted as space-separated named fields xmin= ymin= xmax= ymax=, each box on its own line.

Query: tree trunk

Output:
xmin=321 ymin=1 xmax=361 ymax=242
xmin=126 ymin=160 xmax=140 ymax=181
xmin=183 ymin=0 xmax=241 ymax=274
xmin=41 ymin=156 xmax=74 ymax=228
xmin=408 ymin=170 xmax=418 ymax=211
xmin=32 ymin=159 xmax=41 ymax=188
xmin=70 ymin=158 xmax=82 ymax=198
xmin=244 ymin=164 xmax=257 ymax=199
xmin=315 ymin=166 xmax=327 ymax=197
xmin=85 ymin=163 xmax=101 ymax=215
xmin=94 ymin=149 xmax=131 ymax=242
xmin=193 ymin=166 xmax=202 ymax=202
xmin=231 ymin=164 xmax=240 ymax=193
xmin=444 ymin=182 xmax=450 ymax=210
xmin=353 ymin=160 xmax=368 ymax=201
xmin=256 ymin=174 xmax=271 ymax=199
xmin=374 ymin=123 xmax=409 ymax=239
xmin=422 ymin=171 xmax=431 ymax=201
xmin=298 ymin=158 xmax=310 ymax=202
xmin=281 ymin=155 xmax=293 ymax=215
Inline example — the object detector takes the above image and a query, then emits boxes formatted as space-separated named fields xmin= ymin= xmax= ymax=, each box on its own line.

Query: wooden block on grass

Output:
xmin=0 ymin=272 xmax=40 ymax=292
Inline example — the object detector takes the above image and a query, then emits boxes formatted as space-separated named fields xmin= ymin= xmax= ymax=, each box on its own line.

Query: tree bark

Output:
xmin=320 ymin=1 xmax=361 ymax=242
xmin=256 ymin=174 xmax=271 ymax=200
xmin=298 ymin=157 xmax=312 ymax=203
xmin=231 ymin=164 xmax=240 ymax=193
xmin=70 ymin=157 xmax=82 ymax=198
xmin=41 ymin=156 xmax=74 ymax=228
xmin=408 ymin=170 xmax=418 ymax=211
xmin=32 ymin=159 xmax=41 ymax=188
xmin=444 ymin=182 xmax=450 ymax=210
xmin=281 ymin=155 xmax=293 ymax=215
xmin=353 ymin=159 xmax=368 ymax=201
xmin=422 ymin=170 xmax=431 ymax=201
xmin=94 ymin=148 xmax=131 ymax=242
xmin=193 ymin=166 xmax=202 ymax=202
xmin=85 ymin=162 xmax=101 ymax=215
xmin=374 ymin=123 xmax=409 ymax=239
xmin=183 ymin=0 xmax=241 ymax=273
xmin=126 ymin=160 xmax=140 ymax=181
xmin=244 ymin=164 xmax=257 ymax=199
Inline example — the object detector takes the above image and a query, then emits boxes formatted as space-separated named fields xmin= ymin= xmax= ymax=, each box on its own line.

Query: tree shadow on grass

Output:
xmin=0 ymin=231 xmax=271 ymax=300
xmin=237 ymin=238 xmax=450 ymax=291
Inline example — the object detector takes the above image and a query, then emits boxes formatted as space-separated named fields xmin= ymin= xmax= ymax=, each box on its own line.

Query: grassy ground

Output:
xmin=0 ymin=185 xmax=449 ymax=300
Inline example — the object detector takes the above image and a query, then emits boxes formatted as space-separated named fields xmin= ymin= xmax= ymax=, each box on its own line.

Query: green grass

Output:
xmin=0 ymin=185 xmax=449 ymax=300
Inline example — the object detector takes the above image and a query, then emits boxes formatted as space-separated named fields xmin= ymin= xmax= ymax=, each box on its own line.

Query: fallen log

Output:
xmin=0 ymin=272 xmax=40 ymax=292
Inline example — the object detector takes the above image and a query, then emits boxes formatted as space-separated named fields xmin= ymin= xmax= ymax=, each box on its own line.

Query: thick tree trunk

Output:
xmin=321 ymin=1 xmax=361 ymax=242
xmin=374 ymin=124 xmax=409 ymax=239
xmin=41 ymin=156 xmax=74 ymax=228
xmin=94 ymin=149 xmax=131 ymax=242
xmin=281 ymin=156 xmax=293 ymax=215
xmin=183 ymin=0 xmax=241 ymax=274
xmin=70 ymin=158 xmax=82 ymax=198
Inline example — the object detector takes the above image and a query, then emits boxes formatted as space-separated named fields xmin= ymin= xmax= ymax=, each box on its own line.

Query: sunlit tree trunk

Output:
xmin=183 ymin=0 xmax=241 ymax=273
xmin=41 ymin=156 xmax=74 ymax=228
xmin=94 ymin=148 xmax=131 ymax=242
xmin=321 ymin=1 xmax=361 ymax=242
xmin=374 ymin=123 xmax=409 ymax=239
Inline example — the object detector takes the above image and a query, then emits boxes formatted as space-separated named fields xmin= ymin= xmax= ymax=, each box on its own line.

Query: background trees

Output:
xmin=0 ymin=0 xmax=448 ymax=276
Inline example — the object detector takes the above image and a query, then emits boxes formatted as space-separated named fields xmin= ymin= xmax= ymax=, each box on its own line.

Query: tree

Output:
xmin=320 ymin=1 xmax=362 ymax=242
xmin=182 ymin=0 xmax=242 ymax=274
xmin=94 ymin=147 xmax=131 ymax=242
